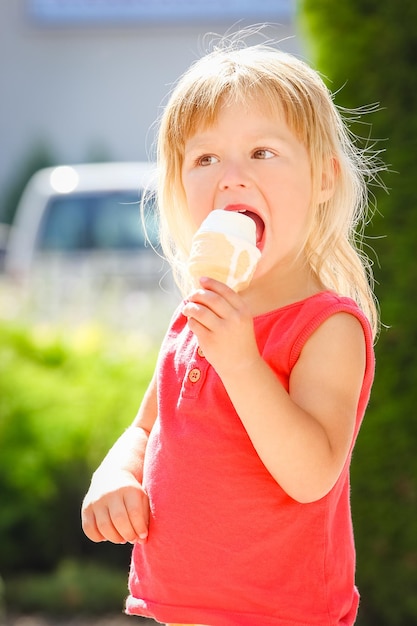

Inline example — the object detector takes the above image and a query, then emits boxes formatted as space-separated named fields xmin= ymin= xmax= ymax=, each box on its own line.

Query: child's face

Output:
xmin=181 ymin=99 xmax=314 ymax=282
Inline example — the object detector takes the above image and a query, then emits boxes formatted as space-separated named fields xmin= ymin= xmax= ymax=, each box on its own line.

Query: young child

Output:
xmin=81 ymin=37 xmax=383 ymax=626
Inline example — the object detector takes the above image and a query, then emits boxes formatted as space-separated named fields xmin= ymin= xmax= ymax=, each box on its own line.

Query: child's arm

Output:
xmin=81 ymin=372 xmax=158 ymax=544
xmin=183 ymin=279 xmax=366 ymax=503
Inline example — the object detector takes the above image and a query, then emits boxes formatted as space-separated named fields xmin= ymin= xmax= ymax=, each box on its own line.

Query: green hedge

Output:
xmin=298 ymin=1 xmax=417 ymax=624
xmin=0 ymin=321 xmax=157 ymax=575
xmin=5 ymin=560 xmax=129 ymax=616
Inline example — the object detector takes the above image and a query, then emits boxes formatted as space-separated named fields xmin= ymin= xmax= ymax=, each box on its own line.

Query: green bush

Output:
xmin=5 ymin=559 xmax=129 ymax=616
xmin=298 ymin=1 xmax=417 ymax=624
xmin=0 ymin=321 xmax=157 ymax=575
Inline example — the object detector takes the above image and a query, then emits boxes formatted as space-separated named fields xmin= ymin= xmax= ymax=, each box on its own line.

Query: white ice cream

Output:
xmin=187 ymin=210 xmax=261 ymax=292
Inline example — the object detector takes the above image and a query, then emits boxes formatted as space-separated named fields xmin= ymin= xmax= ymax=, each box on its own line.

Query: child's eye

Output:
xmin=197 ymin=155 xmax=219 ymax=166
xmin=253 ymin=149 xmax=275 ymax=160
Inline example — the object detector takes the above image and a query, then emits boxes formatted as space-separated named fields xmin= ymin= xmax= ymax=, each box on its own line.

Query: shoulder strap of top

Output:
xmin=288 ymin=293 xmax=373 ymax=369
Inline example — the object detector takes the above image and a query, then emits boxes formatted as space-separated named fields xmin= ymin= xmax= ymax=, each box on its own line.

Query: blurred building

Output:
xmin=0 ymin=1 xmax=301 ymax=217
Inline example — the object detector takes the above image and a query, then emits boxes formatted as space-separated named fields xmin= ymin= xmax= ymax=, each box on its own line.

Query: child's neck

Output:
xmin=244 ymin=264 xmax=324 ymax=317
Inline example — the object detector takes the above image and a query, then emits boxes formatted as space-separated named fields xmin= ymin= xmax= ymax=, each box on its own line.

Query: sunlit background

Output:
xmin=0 ymin=1 xmax=416 ymax=625
xmin=0 ymin=1 xmax=299 ymax=335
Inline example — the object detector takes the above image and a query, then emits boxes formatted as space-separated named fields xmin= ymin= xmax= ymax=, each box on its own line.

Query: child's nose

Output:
xmin=218 ymin=162 xmax=251 ymax=190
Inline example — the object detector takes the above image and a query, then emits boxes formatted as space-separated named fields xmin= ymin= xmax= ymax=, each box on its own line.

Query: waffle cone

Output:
xmin=187 ymin=231 xmax=260 ymax=292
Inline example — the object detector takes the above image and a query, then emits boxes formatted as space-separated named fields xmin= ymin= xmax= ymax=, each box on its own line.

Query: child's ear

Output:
xmin=318 ymin=157 xmax=338 ymax=204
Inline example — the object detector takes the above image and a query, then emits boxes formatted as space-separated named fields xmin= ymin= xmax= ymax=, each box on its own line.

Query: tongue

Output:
xmin=245 ymin=211 xmax=264 ymax=245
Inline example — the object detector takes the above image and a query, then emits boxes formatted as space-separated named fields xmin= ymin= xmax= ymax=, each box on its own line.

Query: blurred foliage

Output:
xmin=298 ymin=1 xmax=417 ymax=624
xmin=1 ymin=143 xmax=55 ymax=225
xmin=5 ymin=559 xmax=128 ymax=616
xmin=0 ymin=321 xmax=157 ymax=576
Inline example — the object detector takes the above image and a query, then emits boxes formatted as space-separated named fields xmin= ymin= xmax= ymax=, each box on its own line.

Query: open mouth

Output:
xmin=242 ymin=210 xmax=265 ymax=246
xmin=223 ymin=204 xmax=265 ymax=247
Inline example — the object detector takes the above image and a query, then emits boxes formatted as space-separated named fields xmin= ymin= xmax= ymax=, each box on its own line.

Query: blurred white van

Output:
xmin=1 ymin=162 xmax=178 ymax=334
xmin=4 ymin=161 xmax=166 ymax=288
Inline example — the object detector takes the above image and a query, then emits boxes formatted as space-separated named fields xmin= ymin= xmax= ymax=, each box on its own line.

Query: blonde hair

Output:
xmin=155 ymin=39 xmax=384 ymax=338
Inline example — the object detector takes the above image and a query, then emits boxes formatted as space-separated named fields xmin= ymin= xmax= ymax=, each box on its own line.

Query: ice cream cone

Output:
xmin=187 ymin=210 xmax=261 ymax=292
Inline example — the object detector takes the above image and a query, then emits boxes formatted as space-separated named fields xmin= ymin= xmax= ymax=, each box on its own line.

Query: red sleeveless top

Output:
xmin=126 ymin=292 xmax=375 ymax=625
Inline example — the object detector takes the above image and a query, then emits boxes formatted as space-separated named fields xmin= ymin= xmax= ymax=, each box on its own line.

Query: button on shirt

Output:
xmin=188 ymin=368 xmax=201 ymax=383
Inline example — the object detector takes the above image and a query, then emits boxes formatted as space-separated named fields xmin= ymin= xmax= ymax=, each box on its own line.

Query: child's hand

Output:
xmin=81 ymin=468 xmax=149 ymax=545
xmin=182 ymin=276 xmax=260 ymax=377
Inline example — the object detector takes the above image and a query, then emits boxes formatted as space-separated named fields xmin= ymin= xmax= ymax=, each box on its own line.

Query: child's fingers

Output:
xmin=93 ymin=503 xmax=129 ymax=544
xmin=123 ymin=487 xmax=150 ymax=543
xmin=103 ymin=487 xmax=148 ymax=544
xmin=198 ymin=275 xmax=235 ymax=294
xmin=183 ymin=279 xmax=242 ymax=324
xmin=81 ymin=503 xmax=107 ymax=543
xmin=194 ymin=276 xmax=240 ymax=307
xmin=82 ymin=485 xmax=149 ymax=545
